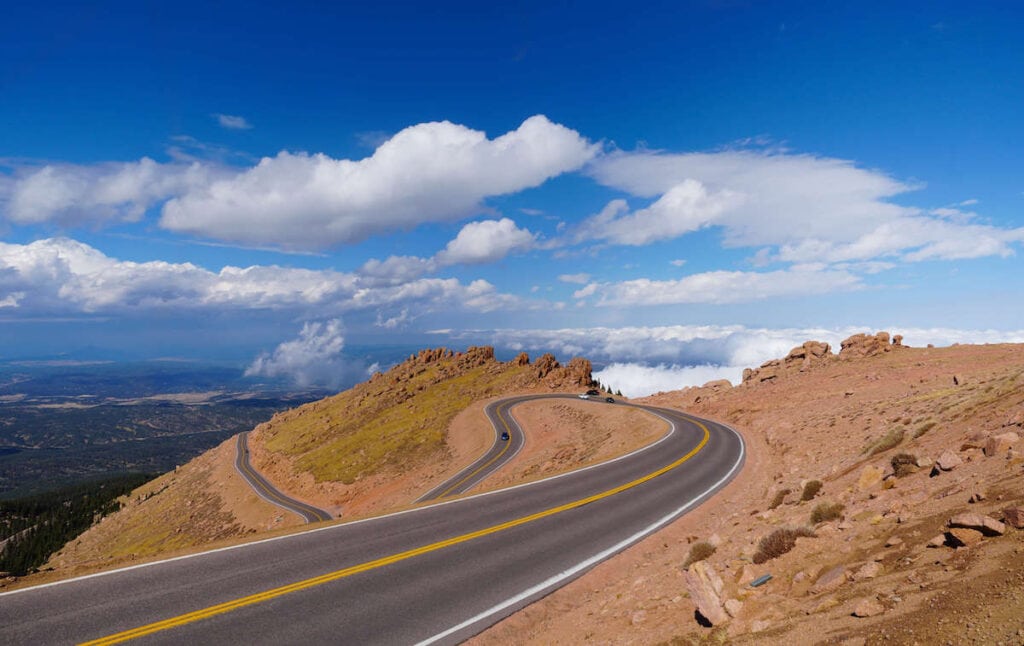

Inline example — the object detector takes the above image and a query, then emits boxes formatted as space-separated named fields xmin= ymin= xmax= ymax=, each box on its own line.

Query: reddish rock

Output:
xmin=1001 ymin=507 xmax=1024 ymax=529
xmin=685 ymin=561 xmax=728 ymax=625
xmin=839 ymin=331 xmax=899 ymax=359
xmin=858 ymin=465 xmax=885 ymax=491
xmin=946 ymin=527 xmax=984 ymax=547
xmin=511 ymin=352 xmax=530 ymax=366
xmin=810 ymin=565 xmax=849 ymax=594
xmin=936 ymin=450 xmax=963 ymax=471
xmin=853 ymin=598 xmax=885 ymax=618
xmin=949 ymin=512 xmax=1006 ymax=536
xmin=926 ymin=534 xmax=946 ymax=548
xmin=984 ymin=431 xmax=1020 ymax=457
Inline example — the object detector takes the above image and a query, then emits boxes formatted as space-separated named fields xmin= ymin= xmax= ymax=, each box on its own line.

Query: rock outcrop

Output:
xmin=838 ymin=331 xmax=905 ymax=359
xmin=742 ymin=341 xmax=833 ymax=384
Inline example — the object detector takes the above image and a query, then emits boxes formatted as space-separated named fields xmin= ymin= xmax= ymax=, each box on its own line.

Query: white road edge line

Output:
xmin=0 ymin=400 xmax=679 ymax=598
xmin=415 ymin=420 xmax=746 ymax=646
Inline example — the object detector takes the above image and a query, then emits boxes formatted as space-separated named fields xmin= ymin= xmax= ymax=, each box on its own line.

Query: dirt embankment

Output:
xmin=473 ymin=336 xmax=1024 ymax=645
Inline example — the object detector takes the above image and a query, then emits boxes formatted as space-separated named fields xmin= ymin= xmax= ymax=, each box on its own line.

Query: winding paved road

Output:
xmin=0 ymin=397 xmax=744 ymax=645
xmin=234 ymin=432 xmax=332 ymax=523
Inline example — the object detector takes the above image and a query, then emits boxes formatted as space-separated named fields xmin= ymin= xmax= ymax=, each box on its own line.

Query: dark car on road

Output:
xmin=605 ymin=397 xmax=615 ymax=403
xmin=500 ymin=431 xmax=510 ymax=441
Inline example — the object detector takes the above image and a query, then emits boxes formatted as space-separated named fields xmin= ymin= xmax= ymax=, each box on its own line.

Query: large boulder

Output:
xmin=685 ymin=561 xmax=728 ymax=625
xmin=935 ymin=449 xmax=963 ymax=471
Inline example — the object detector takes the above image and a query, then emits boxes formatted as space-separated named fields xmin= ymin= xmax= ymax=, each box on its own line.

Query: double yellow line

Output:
xmin=433 ymin=400 xmax=517 ymax=499
xmin=83 ymin=414 xmax=710 ymax=645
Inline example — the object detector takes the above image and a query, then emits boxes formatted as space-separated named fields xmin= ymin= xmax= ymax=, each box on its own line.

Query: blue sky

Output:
xmin=2 ymin=2 xmax=1023 ymax=394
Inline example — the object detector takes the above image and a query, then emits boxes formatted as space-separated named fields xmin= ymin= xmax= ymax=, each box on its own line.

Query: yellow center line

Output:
xmin=81 ymin=414 xmax=710 ymax=645
xmin=237 ymin=434 xmax=329 ymax=522
xmin=434 ymin=401 xmax=516 ymax=498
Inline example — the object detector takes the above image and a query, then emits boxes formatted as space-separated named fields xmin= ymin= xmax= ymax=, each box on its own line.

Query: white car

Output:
xmin=578 ymin=393 xmax=590 ymax=400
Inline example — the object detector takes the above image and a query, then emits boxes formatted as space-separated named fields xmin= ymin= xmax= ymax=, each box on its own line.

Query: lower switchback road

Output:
xmin=0 ymin=397 xmax=744 ymax=645
xmin=235 ymin=432 xmax=332 ymax=523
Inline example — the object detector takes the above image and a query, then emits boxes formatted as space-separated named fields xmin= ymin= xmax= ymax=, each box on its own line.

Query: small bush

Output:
xmin=891 ymin=452 xmax=918 ymax=478
xmin=801 ymin=480 xmax=823 ymax=501
xmin=913 ymin=420 xmax=937 ymax=438
xmin=682 ymin=541 xmax=717 ymax=569
xmin=866 ymin=428 xmax=905 ymax=456
xmin=752 ymin=527 xmax=815 ymax=564
xmin=768 ymin=488 xmax=791 ymax=510
xmin=810 ymin=501 xmax=845 ymax=524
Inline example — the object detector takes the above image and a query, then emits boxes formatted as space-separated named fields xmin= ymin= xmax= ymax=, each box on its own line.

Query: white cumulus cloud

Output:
xmin=435 ymin=217 xmax=536 ymax=265
xmin=244 ymin=319 xmax=367 ymax=388
xmin=2 ymin=159 xmax=213 ymax=226
xmin=588 ymin=149 xmax=1024 ymax=263
xmin=160 ymin=115 xmax=596 ymax=250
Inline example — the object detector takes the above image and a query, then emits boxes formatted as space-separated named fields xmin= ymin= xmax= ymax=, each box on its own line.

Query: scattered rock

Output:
xmin=707 ymin=532 xmax=723 ymax=548
xmin=968 ymin=492 xmax=986 ymax=504
xmin=984 ymin=431 xmax=1020 ymax=457
xmin=750 ymin=619 xmax=771 ymax=633
xmin=884 ymin=536 xmax=903 ymax=548
xmin=952 ymin=374 xmax=963 ymax=386
xmin=853 ymin=561 xmax=882 ymax=580
xmin=685 ymin=560 xmax=728 ymax=625
xmin=948 ymin=512 xmax=1006 ymax=536
xmin=946 ymin=527 xmax=984 ymax=547
xmin=852 ymin=598 xmax=885 ymax=618
xmin=810 ymin=566 xmax=849 ymax=595
xmin=915 ymin=455 xmax=933 ymax=469
xmin=1002 ymin=506 xmax=1024 ymax=529
xmin=724 ymin=598 xmax=744 ymax=618
xmin=935 ymin=450 xmax=963 ymax=471
xmin=926 ymin=534 xmax=946 ymax=548
xmin=858 ymin=465 xmax=885 ymax=491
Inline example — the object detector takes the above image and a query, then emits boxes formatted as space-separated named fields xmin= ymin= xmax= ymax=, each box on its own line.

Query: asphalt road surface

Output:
xmin=1 ymin=397 xmax=744 ymax=645
xmin=234 ymin=431 xmax=332 ymax=523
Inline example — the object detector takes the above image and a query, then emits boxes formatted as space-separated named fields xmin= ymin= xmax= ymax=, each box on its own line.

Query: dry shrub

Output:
xmin=866 ymin=428 xmax=905 ymax=456
xmin=801 ymin=480 xmax=823 ymax=501
xmin=682 ymin=541 xmax=717 ymax=569
xmin=891 ymin=452 xmax=918 ymax=478
xmin=768 ymin=488 xmax=791 ymax=510
xmin=810 ymin=501 xmax=845 ymax=524
xmin=752 ymin=527 xmax=815 ymax=564
xmin=913 ymin=420 xmax=937 ymax=438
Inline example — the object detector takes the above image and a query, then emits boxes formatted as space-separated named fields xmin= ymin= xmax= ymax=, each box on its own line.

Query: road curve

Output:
xmin=1 ymin=398 xmax=744 ymax=646
xmin=235 ymin=431 xmax=332 ymax=523
xmin=417 ymin=394 xmax=535 ymax=502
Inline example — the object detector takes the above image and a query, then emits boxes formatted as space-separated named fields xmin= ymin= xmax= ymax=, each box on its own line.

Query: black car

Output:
xmin=500 ymin=431 xmax=510 ymax=441
xmin=585 ymin=389 xmax=600 ymax=396
xmin=605 ymin=397 xmax=615 ymax=403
